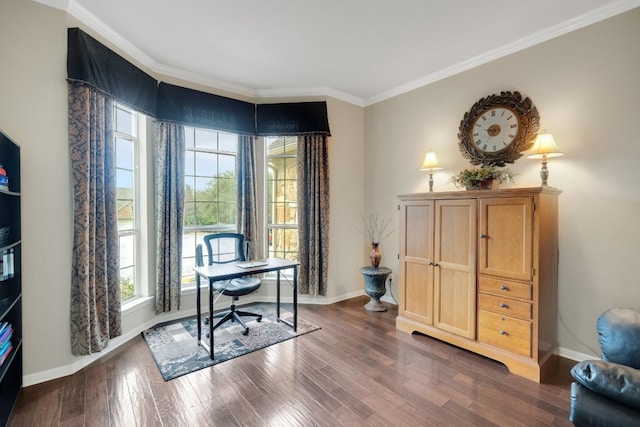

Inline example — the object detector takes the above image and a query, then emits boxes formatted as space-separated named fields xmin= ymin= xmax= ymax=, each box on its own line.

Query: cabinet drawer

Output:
xmin=478 ymin=293 xmax=532 ymax=320
xmin=478 ymin=310 xmax=531 ymax=357
xmin=478 ymin=276 xmax=532 ymax=301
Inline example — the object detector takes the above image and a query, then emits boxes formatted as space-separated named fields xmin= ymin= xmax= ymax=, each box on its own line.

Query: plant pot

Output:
xmin=466 ymin=179 xmax=499 ymax=191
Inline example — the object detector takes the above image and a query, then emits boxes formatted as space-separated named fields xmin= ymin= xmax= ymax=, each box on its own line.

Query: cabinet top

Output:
xmin=398 ymin=186 xmax=562 ymax=201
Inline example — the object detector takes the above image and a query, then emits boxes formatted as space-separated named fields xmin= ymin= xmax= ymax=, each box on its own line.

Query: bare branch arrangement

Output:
xmin=356 ymin=214 xmax=394 ymax=245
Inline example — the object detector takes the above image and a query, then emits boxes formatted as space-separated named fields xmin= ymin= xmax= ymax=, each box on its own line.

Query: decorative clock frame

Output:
xmin=457 ymin=91 xmax=540 ymax=167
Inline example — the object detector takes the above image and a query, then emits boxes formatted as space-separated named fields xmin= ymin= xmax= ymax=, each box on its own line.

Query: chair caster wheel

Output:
xmin=257 ymin=315 xmax=262 ymax=322
xmin=204 ymin=317 xmax=209 ymax=325
xmin=242 ymin=328 xmax=249 ymax=336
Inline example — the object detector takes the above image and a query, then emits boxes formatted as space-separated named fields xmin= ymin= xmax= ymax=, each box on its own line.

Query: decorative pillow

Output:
xmin=571 ymin=360 xmax=640 ymax=411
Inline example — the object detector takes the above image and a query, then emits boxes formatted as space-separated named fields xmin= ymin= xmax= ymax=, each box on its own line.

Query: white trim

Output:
xmin=557 ymin=346 xmax=598 ymax=363
xmin=364 ymin=0 xmax=640 ymax=106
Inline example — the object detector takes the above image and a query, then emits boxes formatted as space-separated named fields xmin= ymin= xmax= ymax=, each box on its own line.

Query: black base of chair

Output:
xmin=206 ymin=300 xmax=262 ymax=336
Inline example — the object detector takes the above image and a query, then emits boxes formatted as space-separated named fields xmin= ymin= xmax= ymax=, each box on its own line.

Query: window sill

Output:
xmin=121 ymin=295 xmax=154 ymax=314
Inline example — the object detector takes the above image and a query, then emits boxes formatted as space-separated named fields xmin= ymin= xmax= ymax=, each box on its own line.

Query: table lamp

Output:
xmin=527 ymin=132 xmax=563 ymax=186
xmin=420 ymin=150 xmax=442 ymax=192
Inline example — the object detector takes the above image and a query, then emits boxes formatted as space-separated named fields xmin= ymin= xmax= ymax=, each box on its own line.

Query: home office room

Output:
xmin=1 ymin=0 xmax=639 ymax=426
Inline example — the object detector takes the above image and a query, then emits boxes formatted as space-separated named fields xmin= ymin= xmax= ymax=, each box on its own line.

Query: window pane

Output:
xmin=185 ymin=150 xmax=195 ymax=175
xmin=184 ymin=127 xmax=195 ymax=148
xmin=195 ymin=177 xmax=216 ymax=200
xmin=218 ymin=132 xmax=237 ymax=152
xmin=115 ymin=107 xmax=132 ymax=135
xmin=195 ymin=201 xmax=218 ymax=226
xmin=116 ymin=137 xmax=134 ymax=169
xmin=195 ymin=151 xmax=217 ymax=176
xmin=194 ymin=128 xmax=217 ymax=149
xmin=268 ymin=228 xmax=298 ymax=261
xmin=218 ymin=154 xmax=235 ymax=176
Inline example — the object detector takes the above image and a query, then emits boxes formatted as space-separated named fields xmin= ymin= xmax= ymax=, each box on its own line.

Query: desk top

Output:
xmin=194 ymin=257 xmax=299 ymax=281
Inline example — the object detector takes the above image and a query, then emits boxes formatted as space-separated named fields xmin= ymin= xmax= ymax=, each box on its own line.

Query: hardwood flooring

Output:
xmin=8 ymin=296 xmax=575 ymax=426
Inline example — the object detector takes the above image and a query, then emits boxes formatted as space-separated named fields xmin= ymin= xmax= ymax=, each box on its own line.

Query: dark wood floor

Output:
xmin=8 ymin=296 xmax=575 ymax=426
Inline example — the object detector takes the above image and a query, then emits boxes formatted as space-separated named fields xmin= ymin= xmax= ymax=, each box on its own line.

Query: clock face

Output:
xmin=471 ymin=107 xmax=520 ymax=153
xmin=457 ymin=91 xmax=540 ymax=167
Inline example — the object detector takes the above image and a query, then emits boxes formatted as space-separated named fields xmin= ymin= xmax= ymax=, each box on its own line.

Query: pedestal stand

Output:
xmin=360 ymin=266 xmax=391 ymax=312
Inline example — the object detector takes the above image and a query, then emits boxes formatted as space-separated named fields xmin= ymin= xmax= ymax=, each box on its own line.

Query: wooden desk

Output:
xmin=194 ymin=257 xmax=300 ymax=359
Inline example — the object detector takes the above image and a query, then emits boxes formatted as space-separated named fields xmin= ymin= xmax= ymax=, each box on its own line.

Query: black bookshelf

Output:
xmin=0 ymin=129 xmax=21 ymax=426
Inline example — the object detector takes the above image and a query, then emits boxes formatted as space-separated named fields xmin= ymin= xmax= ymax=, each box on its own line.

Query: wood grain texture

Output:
xmin=9 ymin=296 xmax=573 ymax=426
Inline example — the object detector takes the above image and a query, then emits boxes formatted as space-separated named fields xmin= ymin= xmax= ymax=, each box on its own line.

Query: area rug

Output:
xmin=142 ymin=303 xmax=320 ymax=381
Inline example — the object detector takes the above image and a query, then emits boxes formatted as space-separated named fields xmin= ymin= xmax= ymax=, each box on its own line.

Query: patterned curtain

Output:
xmin=154 ymin=122 xmax=186 ymax=313
xmin=68 ymin=82 xmax=121 ymax=355
xmin=297 ymin=134 xmax=330 ymax=296
xmin=237 ymin=135 xmax=259 ymax=259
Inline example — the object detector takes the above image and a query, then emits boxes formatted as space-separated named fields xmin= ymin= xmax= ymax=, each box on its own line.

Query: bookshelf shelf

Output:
xmin=0 ymin=129 xmax=21 ymax=426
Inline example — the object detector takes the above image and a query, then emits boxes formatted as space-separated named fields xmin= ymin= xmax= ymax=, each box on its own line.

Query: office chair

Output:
xmin=195 ymin=233 xmax=262 ymax=335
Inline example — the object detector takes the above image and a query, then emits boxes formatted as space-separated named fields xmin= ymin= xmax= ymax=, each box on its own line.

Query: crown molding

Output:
xmin=255 ymin=87 xmax=365 ymax=107
xmin=34 ymin=0 xmax=640 ymax=108
xmin=364 ymin=0 xmax=640 ymax=106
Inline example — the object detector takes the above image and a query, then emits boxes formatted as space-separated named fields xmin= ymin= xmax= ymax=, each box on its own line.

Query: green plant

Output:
xmin=449 ymin=166 xmax=516 ymax=189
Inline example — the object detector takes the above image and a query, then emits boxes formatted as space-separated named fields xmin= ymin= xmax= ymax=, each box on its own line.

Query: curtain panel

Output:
xmin=297 ymin=134 xmax=330 ymax=296
xmin=154 ymin=122 xmax=186 ymax=313
xmin=237 ymin=135 xmax=259 ymax=259
xmin=68 ymin=82 xmax=122 ymax=355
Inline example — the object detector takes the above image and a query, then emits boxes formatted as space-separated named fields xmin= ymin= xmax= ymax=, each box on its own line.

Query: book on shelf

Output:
xmin=0 ymin=344 xmax=13 ymax=366
xmin=0 ymin=326 xmax=13 ymax=345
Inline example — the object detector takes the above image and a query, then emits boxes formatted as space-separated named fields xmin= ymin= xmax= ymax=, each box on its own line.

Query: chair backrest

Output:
xmin=196 ymin=233 xmax=250 ymax=267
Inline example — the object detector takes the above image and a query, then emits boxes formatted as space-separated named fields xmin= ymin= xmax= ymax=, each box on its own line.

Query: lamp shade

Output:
xmin=420 ymin=151 xmax=442 ymax=170
xmin=527 ymin=132 xmax=564 ymax=159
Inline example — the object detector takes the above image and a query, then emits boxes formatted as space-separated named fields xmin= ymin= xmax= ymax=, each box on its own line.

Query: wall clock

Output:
xmin=457 ymin=91 xmax=540 ymax=167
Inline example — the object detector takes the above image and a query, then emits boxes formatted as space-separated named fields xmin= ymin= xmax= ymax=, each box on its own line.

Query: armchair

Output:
xmin=569 ymin=308 xmax=640 ymax=426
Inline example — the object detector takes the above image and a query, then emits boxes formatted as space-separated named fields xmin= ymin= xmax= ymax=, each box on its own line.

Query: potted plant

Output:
xmin=449 ymin=166 xmax=516 ymax=190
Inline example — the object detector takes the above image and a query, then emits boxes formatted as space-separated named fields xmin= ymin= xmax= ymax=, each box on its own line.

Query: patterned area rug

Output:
xmin=142 ymin=303 xmax=320 ymax=381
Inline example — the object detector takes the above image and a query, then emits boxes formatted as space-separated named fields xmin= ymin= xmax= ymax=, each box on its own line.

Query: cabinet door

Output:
xmin=399 ymin=200 xmax=434 ymax=325
xmin=478 ymin=197 xmax=533 ymax=281
xmin=433 ymin=199 xmax=477 ymax=339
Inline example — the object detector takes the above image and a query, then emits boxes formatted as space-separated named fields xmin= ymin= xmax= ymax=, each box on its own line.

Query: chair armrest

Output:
xmin=571 ymin=360 xmax=640 ymax=411
xmin=598 ymin=308 xmax=640 ymax=368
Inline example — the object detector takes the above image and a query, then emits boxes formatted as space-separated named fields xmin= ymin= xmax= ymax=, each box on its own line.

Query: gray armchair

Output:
xmin=569 ymin=308 xmax=640 ymax=426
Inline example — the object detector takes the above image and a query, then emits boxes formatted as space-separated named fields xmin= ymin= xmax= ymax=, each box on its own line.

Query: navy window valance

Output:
xmin=67 ymin=28 xmax=330 ymax=136
xmin=156 ymin=83 xmax=255 ymax=135
xmin=67 ymin=28 xmax=158 ymax=116
xmin=257 ymin=102 xmax=330 ymax=136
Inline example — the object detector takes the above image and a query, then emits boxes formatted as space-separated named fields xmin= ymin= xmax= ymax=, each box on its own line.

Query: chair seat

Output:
xmin=212 ymin=277 xmax=261 ymax=297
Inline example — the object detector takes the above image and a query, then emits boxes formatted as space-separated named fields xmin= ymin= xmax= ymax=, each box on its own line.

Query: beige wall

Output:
xmin=365 ymin=8 xmax=640 ymax=360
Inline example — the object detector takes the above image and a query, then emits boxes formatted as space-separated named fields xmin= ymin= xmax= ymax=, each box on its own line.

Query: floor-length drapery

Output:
xmin=68 ymin=82 xmax=121 ymax=355
xmin=237 ymin=135 xmax=259 ymax=259
xmin=154 ymin=122 xmax=186 ymax=313
xmin=297 ymin=134 xmax=330 ymax=296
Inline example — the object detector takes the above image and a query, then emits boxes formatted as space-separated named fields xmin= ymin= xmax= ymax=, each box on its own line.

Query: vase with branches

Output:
xmin=356 ymin=214 xmax=394 ymax=267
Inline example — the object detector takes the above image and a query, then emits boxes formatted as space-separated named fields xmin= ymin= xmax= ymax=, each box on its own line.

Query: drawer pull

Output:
xmin=499 ymin=330 xmax=506 ymax=335
xmin=480 ymin=234 xmax=487 ymax=239
xmin=500 ymin=303 xmax=506 ymax=308
xmin=499 ymin=285 xmax=507 ymax=290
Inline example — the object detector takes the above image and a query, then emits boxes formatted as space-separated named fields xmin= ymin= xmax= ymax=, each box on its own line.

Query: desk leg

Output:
xmin=276 ymin=266 xmax=297 ymax=332
xmin=276 ymin=270 xmax=281 ymax=320
xmin=196 ymin=274 xmax=202 ymax=344
xmin=209 ymin=282 xmax=214 ymax=359
xmin=293 ymin=265 xmax=297 ymax=331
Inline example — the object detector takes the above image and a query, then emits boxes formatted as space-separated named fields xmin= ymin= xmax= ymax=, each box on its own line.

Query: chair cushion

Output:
xmin=597 ymin=308 xmax=640 ymax=369
xmin=212 ymin=277 xmax=261 ymax=297
xmin=571 ymin=360 xmax=640 ymax=411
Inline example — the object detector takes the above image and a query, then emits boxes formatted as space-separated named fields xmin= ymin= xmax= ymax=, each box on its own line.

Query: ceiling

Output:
xmin=37 ymin=0 xmax=639 ymax=106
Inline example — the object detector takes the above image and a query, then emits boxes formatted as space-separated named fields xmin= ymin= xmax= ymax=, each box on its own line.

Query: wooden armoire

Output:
xmin=397 ymin=187 xmax=560 ymax=382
